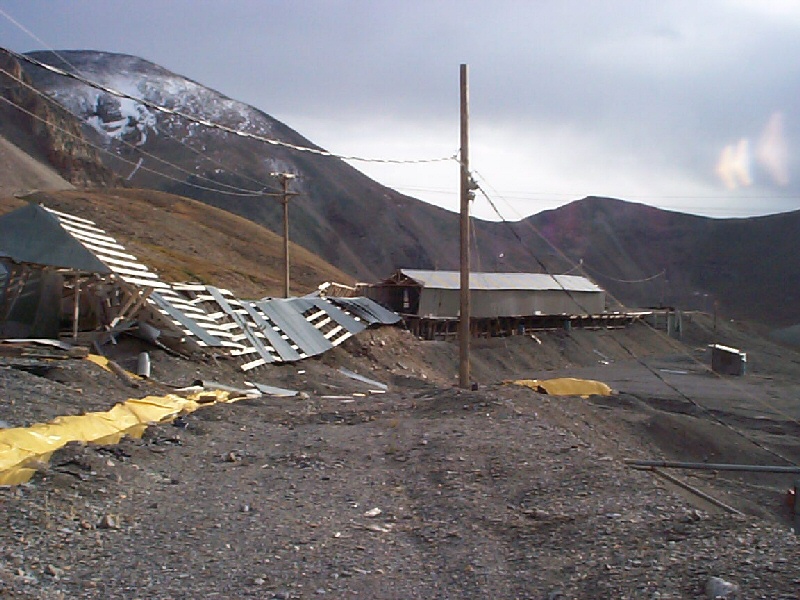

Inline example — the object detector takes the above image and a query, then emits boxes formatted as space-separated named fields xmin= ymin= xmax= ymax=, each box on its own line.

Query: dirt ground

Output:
xmin=1 ymin=313 xmax=799 ymax=599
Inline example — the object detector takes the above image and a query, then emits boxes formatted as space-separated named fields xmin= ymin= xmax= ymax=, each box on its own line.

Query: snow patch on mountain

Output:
xmin=26 ymin=51 xmax=275 ymax=147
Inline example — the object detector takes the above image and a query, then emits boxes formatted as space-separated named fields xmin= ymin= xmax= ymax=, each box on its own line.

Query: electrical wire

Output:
xmin=0 ymin=6 xmax=284 ymax=195
xmin=580 ymin=263 xmax=666 ymax=284
xmin=9 ymin=48 xmax=458 ymax=166
xmin=0 ymin=66 xmax=281 ymax=197
xmin=0 ymin=93 xmax=273 ymax=198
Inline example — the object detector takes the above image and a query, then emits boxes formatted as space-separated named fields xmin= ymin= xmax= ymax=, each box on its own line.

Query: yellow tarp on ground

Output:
xmin=509 ymin=377 xmax=613 ymax=398
xmin=0 ymin=390 xmax=234 ymax=486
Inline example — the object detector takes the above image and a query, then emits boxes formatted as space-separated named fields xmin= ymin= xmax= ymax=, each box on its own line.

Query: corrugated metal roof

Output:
xmin=398 ymin=270 xmax=604 ymax=293
xmin=329 ymin=297 xmax=403 ymax=325
xmin=0 ymin=204 xmax=112 ymax=274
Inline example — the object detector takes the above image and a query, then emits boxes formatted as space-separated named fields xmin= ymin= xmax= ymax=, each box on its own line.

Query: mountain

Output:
xmin=6 ymin=49 xmax=800 ymax=327
xmin=18 ymin=49 xmax=475 ymax=281
xmin=519 ymin=197 xmax=800 ymax=326
xmin=0 ymin=49 xmax=116 ymax=189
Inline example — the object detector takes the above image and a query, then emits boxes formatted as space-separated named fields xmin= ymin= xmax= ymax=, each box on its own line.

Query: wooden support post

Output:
xmin=72 ymin=276 xmax=80 ymax=342
xmin=258 ymin=173 xmax=299 ymax=299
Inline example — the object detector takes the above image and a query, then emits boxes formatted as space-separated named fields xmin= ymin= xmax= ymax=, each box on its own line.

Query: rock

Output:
xmin=45 ymin=564 xmax=64 ymax=578
xmin=705 ymin=576 xmax=740 ymax=599
xmin=97 ymin=514 xmax=121 ymax=530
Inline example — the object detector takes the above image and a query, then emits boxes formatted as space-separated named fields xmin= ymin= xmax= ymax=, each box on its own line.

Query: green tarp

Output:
xmin=0 ymin=203 xmax=111 ymax=274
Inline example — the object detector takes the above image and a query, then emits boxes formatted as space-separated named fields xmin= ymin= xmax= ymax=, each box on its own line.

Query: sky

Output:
xmin=2 ymin=0 xmax=800 ymax=221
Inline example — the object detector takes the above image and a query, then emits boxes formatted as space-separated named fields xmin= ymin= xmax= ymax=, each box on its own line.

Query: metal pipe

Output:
xmin=137 ymin=351 xmax=151 ymax=379
xmin=626 ymin=459 xmax=800 ymax=474
xmin=649 ymin=467 xmax=743 ymax=515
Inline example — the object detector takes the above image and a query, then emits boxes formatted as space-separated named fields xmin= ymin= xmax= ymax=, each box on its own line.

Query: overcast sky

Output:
xmin=2 ymin=0 xmax=800 ymax=220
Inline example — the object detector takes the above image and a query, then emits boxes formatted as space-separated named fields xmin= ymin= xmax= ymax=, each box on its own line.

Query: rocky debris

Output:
xmin=1 ymin=316 xmax=799 ymax=598
xmin=706 ymin=576 xmax=740 ymax=599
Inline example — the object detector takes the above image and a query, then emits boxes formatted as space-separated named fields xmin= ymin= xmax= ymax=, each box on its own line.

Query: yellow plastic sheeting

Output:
xmin=0 ymin=390 xmax=234 ymax=486
xmin=509 ymin=377 xmax=613 ymax=398
xmin=84 ymin=353 xmax=111 ymax=371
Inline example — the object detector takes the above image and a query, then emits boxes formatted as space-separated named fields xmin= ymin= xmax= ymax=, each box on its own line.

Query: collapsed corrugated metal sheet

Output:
xmin=43 ymin=207 xmax=233 ymax=351
xmin=0 ymin=204 xmax=112 ymax=274
xmin=329 ymin=297 xmax=403 ymax=326
xmin=398 ymin=269 xmax=603 ymax=293
xmin=172 ymin=289 xmax=398 ymax=371
xmin=19 ymin=205 xmax=400 ymax=370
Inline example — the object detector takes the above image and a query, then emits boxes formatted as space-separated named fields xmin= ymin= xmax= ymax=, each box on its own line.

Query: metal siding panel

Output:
xmin=256 ymin=300 xmax=333 ymax=357
xmin=330 ymin=298 xmax=401 ymax=325
xmin=416 ymin=288 xmax=605 ymax=318
xmin=205 ymin=287 xmax=277 ymax=364
xmin=418 ymin=288 xmax=460 ymax=317
xmin=310 ymin=299 xmax=366 ymax=333
xmin=149 ymin=292 xmax=224 ymax=346
xmin=240 ymin=301 xmax=302 ymax=362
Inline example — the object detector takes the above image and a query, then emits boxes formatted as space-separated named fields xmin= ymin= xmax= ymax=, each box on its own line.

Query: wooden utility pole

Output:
xmin=269 ymin=172 xmax=298 ymax=298
xmin=459 ymin=63 xmax=471 ymax=389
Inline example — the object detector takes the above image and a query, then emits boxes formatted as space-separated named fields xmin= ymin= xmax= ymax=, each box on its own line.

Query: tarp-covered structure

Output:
xmin=366 ymin=269 xmax=606 ymax=318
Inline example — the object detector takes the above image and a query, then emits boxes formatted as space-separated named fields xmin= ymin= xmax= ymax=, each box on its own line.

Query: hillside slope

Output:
xmin=0 ymin=49 xmax=116 ymax=188
xmin=0 ymin=133 xmax=74 ymax=195
xmin=0 ymin=189 xmax=353 ymax=297
xmin=19 ymin=49 xmax=472 ymax=280
xmin=521 ymin=197 xmax=800 ymax=325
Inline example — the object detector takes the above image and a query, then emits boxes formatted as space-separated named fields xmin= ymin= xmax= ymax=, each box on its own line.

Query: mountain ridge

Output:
xmin=4 ymin=48 xmax=800 ymax=326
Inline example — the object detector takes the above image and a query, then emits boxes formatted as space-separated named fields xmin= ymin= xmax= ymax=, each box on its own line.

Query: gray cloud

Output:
xmin=2 ymin=0 xmax=800 ymax=218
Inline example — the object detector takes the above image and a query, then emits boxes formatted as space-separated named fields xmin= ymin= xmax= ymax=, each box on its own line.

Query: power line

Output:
xmin=0 ymin=66 xmax=274 ymax=197
xmin=8 ymin=48 xmax=458 ymax=166
xmin=0 ymin=93 xmax=269 ymax=197
xmin=0 ymin=4 xmax=284 ymax=195
xmin=0 ymin=9 xmax=285 ymax=197
xmin=580 ymin=262 xmax=666 ymax=284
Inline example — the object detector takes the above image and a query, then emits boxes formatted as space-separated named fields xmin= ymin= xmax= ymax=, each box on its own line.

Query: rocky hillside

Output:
xmin=0 ymin=189 xmax=352 ymax=298
xmin=519 ymin=197 xmax=800 ymax=326
xmin=0 ymin=49 xmax=115 ymax=189
xmin=19 ymin=49 xmax=470 ymax=280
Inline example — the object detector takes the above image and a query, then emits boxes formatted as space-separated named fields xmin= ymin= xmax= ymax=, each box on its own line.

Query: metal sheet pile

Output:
xmin=32 ymin=205 xmax=399 ymax=370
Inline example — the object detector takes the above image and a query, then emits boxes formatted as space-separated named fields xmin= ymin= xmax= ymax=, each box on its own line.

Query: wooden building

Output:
xmin=366 ymin=269 xmax=606 ymax=318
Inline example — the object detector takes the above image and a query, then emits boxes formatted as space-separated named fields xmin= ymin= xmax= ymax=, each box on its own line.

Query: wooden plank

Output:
xmin=148 ymin=292 xmax=224 ymax=347
xmin=324 ymin=325 xmax=344 ymax=339
xmin=43 ymin=206 xmax=97 ymax=225
xmin=90 ymin=254 xmax=151 ymax=272
xmin=241 ymin=357 xmax=267 ymax=371
xmin=118 ymin=276 xmax=172 ymax=289
xmin=109 ymin=286 xmax=153 ymax=328
xmin=305 ymin=309 xmax=327 ymax=322
xmin=109 ymin=265 xmax=160 ymax=280
xmin=59 ymin=222 xmax=122 ymax=246
xmin=77 ymin=242 xmax=139 ymax=261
